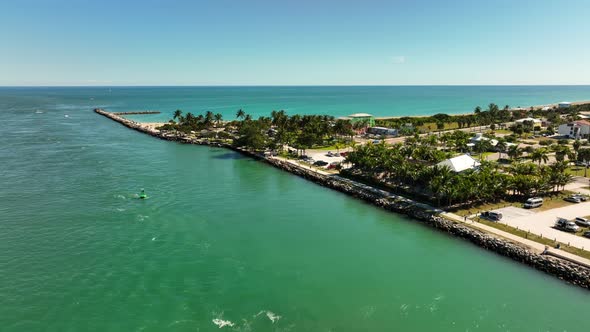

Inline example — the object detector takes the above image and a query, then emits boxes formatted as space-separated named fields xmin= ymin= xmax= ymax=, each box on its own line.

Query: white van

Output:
xmin=524 ymin=197 xmax=543 ymax=209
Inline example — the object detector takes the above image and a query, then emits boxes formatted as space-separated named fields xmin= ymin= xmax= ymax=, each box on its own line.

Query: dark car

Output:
xmin=313 ymin=160 xmax=328 ymax=166
xmin=583 ymin=231 xmax=590 ymax=239
xmin=481 ymin=211 xmax=502 ymax=221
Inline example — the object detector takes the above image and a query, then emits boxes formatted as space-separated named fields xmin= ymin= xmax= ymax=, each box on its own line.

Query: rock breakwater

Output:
xmin=95 ymin=108 xmax=590 ymax=290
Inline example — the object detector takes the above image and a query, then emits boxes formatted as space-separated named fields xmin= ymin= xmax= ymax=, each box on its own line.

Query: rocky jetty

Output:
xmin=112 ymin=111 xmax=161 ymax=115
xmin=261 ymin=158 xmax=590 ymax=290
xmin=95 ymin=108 xmax=590 ymax=290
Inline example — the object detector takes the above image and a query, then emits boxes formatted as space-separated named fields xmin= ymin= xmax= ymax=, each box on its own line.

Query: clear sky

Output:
xmin=1 ymin=0 xmax=589 ymax=86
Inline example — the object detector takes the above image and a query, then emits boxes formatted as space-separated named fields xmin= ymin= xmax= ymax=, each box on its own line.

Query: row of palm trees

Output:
xmin=233 ymin=109 xmax=355 ymax=153
xmin=161 ymin=110 xmax=224 ymax=132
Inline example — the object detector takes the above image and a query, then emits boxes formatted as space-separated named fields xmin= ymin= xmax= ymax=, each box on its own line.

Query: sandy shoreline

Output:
xmin=120 ymin=99 xmax=590 ymax=123
xmin=375 ymin=100 xmax=590 ymax=120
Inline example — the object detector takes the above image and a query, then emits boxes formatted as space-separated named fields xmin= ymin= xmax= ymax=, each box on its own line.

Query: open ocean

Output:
xmin=1 ymin=86 xmax=589 ymax=332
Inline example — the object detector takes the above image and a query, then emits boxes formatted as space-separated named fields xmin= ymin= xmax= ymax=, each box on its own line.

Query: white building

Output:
xmin=436 ymin=154 xmax=481 ymax=173
xmin=558 ymin=102 xmax=572 ymax=109
xmin=558 ymin=120 xmax=590 ymax=139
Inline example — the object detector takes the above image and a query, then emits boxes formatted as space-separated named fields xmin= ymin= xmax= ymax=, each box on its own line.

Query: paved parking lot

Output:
xmin=489 ymin=204 xmax=590 ymax=249
xmin=307 ymin=150 xmax=345 ymax=166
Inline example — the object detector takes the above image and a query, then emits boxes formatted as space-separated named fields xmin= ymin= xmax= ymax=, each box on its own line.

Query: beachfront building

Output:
xmin=558 ymin=120 xmax=590 ymax=139
xmin=436 ymin=154 xmax=481 ymax=173
xmin=559 ymin=102 xmax=572 ymax=109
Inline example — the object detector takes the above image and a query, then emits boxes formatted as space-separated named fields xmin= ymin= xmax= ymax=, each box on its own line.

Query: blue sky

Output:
xmin=1 ymin=0 xmax=589 ymax=86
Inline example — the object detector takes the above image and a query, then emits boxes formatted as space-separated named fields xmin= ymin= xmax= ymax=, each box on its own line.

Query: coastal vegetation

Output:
xmin=159 ymin=109 xmax=355 ymax=153
xmin=375 ymin=102 xmax=586 ymax=135
xmin=345 ymin=138 xmax=573 ymax=208
xmin=156 ymin=103 xmax=590 ymax=210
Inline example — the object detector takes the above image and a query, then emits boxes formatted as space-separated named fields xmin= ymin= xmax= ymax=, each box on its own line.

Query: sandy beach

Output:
xmin=375 ymin=99 xmax=590 ymax=120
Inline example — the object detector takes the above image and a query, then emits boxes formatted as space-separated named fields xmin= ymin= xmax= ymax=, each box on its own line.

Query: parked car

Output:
xmin=340 ymin=152 xmax=349 ymax=157
xmin=555 ymin=218 xmax=568 ymax=229
xmin=583 ymin=231 xmax=590 ymax=239
xmin=327 ymin=163 xmax=341 ymax=170
xmin=574 ymin=217 xmax=590 ymax=227
xmin=481 ymin=211 xmax=503 ymax=221
xmin=524 ymin=197 xmax=543 ymax=209
xmin=313 ymin=160 xmax=328 ymax=166
xmin=556 ymin=218 xmax=580 ymax=232
xmin=565 ymin=221 xmax=580 ymax=233
xmin=564 ymin=196 xmax=582 ymax=203
xmin=571 ymin=194 xmax=588 ymax=201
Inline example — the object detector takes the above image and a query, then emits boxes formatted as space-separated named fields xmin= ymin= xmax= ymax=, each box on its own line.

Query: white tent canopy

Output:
xmin=436 ymin=154 xmax=481 ymax=173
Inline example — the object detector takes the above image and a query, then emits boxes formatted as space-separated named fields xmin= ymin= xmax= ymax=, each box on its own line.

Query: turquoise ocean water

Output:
xmin=1 ymin=87 xmax=589 ymax=332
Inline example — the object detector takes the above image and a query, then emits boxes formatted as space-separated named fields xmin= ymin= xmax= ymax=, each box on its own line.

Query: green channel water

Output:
xmin=0 ymin=88 xmax=589 ymax=332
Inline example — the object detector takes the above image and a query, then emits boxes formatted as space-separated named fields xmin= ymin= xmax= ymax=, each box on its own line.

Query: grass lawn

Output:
xmin=450 ymin=200 xmax=522 ymax=217
xmin=418 ymin=122 xmax=460 ymax=132
xmin=491 ymin=129 xmax=512 ymax=134
xmin=476 ymin=151 xmax=496 ymax=160
xmin=566 ymin=166 xmax=590 ymax=178
xmin=450 ymin=191 xmax=576 ymax=216
xmin=528 ymin=191 xmax=577 ymax=211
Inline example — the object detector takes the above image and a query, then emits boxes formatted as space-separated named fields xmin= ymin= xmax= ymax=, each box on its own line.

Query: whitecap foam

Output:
xmin=137 ymin=215 xmax=149 ymax=222
xmin=212 ymin=318 xmax=234 ymax=328
xmin=266 ymin=311 xmax=281 ymax=323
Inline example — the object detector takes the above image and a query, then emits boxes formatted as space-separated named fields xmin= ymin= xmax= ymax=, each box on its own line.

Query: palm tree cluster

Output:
xmin=345 ymin=138 xmax=573 ymax=208
xmin=375 ymin=103 xmax=514 ymax=134
xmin=159 ymin=109 xmax=224 ymax=132
xmin=234 ymin=109 xmax=355 ymax=153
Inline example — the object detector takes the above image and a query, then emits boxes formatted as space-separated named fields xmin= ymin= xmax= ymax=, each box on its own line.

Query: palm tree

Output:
xmin=474 ymin=140 xmax=492 ymax=161
xmin=214 ymin=113 xmax=223 ymax=127
xmin=507 ymin=145 xmax=523 ymax=162
xmin=573 ymin=139 xmax=582 ymax=160
xmin=204 ymin=111 xmax=214 ymax=126
xmin=173 ymin=109 xmax=183 ymax=122
xmin=495 ymin=140 xmax=507 ymax=160
xmin=530 ymin=148 xmax=549 ymax=165
xmin=236 ymin=109 xmax=245 ymax=119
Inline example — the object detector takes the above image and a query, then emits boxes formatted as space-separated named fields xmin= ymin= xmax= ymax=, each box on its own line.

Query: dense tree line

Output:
xmin=376 ymin=102 xmax=588 ymax=135
xmin=345 ymin=137 xmax=573 ymax=207
xmin=234 ymin=109 xmax=355 ymax=153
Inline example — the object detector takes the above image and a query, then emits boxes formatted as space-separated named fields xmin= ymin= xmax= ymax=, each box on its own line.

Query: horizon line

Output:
xmin=1 ymin=84 xmax=590 ymax=88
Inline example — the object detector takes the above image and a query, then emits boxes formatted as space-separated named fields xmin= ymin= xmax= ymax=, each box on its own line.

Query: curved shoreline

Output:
xmin=94 ymin=108 xmax=590 ymax=290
